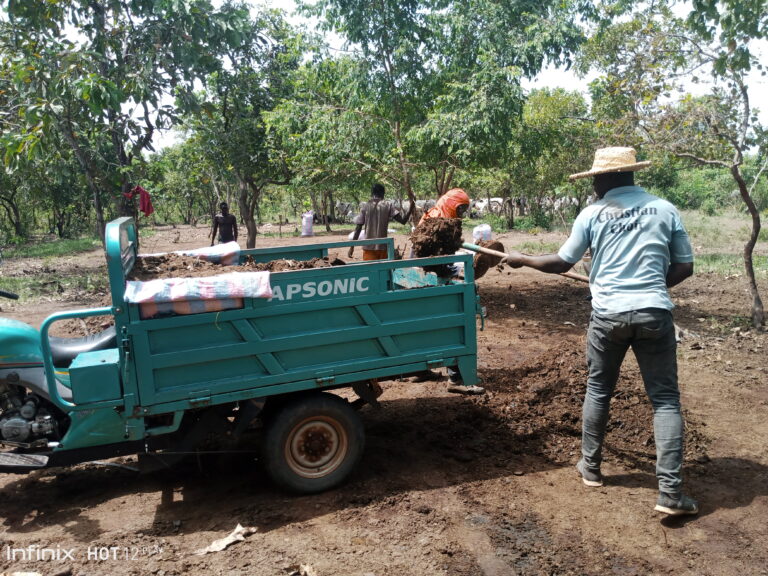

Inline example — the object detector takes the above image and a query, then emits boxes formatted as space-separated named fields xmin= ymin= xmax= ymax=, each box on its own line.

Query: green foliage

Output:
xmin=699 ymin=198 xmax=719 ymax=216
xmin=289 ymin=0 xmax=586 ymax=201
xmin=504 ymin=88 xmax=597 ymax=218
xmin=265 ymin=55 xmax=393 ymax=197
xmin=475 ymin=213 xmax=508 ymax=234
xmin=651 ymin=158 xmax=768 ymax=214
xmin=649 ymin=166 xmax=734 ymax=210
xmin=184 ymin=7 xmax=303 ymax=246
xmin=1 ymin=0 xmax=254 ymax=237
xmin=515 ymin=212 xmax=553 ymax=232
xmin=145 ymin=137 xmax=222 ymax=225
xmin=688 ymin=0 xmax=768 ymax=71
xmin=640 ymin=155 xmax=679 ymax=191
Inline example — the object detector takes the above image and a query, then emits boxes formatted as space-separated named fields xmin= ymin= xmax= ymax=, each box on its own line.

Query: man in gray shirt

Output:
xmin=348 ymin=183 xmax=413 ymax=260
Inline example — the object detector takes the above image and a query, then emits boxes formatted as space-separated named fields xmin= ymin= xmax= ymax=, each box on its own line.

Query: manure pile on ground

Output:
xmin=478 ymin=342 xmax=710 ymax=467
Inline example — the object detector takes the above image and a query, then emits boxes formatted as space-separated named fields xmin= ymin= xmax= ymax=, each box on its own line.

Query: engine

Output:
xmin=0 ymin=382 xmax=58 ymax=445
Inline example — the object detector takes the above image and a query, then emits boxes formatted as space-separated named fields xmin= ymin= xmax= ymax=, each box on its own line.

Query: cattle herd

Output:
xmin=321 ymin=193 xmax=589 ymax=225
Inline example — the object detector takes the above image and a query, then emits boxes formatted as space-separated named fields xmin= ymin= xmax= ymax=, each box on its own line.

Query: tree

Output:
xmin=145 ymin=137 xmax=224 ymax=226
xmin=188 ymin=8 xmax=300 ymax=248
xmin=683 ymin=0 xmax=767 ymax=328
xmin=1 ymin=0 xmax=253 ymax=240
xmin=264 ymin=54 xmax=396 ymax=221
xmin=579 ymin=1 xmax=766 ymax=327
xmin=505 ymin=88 xmax=598 ymax=228
xmin=295 ymin=0 xmax=585 ymax=213
xmin=0 ymin=169 xmax=25 ymax=239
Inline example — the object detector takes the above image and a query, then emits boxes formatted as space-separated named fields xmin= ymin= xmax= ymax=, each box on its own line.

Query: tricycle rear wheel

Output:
xmin=262 ymin=392 xmax=364 ymax=493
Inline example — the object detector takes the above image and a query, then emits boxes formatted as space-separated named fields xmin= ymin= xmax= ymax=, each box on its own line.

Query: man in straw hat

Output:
xmin=505 ymin=146 xmax=697 ymax=516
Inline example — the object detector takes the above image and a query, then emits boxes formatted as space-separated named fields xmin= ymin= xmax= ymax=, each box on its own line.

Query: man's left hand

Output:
xmin=504 ymin=250 xmax=525 ymax=268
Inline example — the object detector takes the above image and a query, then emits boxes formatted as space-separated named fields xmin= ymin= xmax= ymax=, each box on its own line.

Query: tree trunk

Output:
xmin=391 ymin=119 xmax=418 ymax=225
xmin=322 ymin=190 xmax=332 ymax=232
xmin=0 ymin=193 xmax=24 ymax=238
xmin=237 ymin=176 xmax=260 ymax=249
xmin=432 ymin=164 xmax=455 ymax=197
xmin=57 ymin=121 xmax=107 ymax=243
xmin=731 ymin=164 xmax=765 ymax=327
xmin=327 ymin=189 xmax=335 ymax=232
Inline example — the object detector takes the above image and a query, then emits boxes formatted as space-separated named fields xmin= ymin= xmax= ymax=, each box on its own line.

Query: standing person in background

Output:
xmin=348 ymin=183 xmax=413 ymax=260
xmin=504 ymin=147 xmax=697 ymax=516
xmin=418 ymin=187 xmax=471 ymax=225
xmin=412 ymin=186 xmax=483 ymax=395
xmin=211 ymin=202 xmax=238 ymax=246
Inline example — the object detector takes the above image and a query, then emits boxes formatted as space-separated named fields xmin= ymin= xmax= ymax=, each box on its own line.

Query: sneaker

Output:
xmin=446 ymin=382 xmax=485 ymax=395
xmin=576 ymin=459 xmax=604 ymax=487
xmin=654 ymin=493 xmax=699 ymax=516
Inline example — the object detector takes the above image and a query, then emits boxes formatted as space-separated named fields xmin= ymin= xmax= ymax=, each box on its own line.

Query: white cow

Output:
xmin=473 ymin=197 xmax=505 ymax=215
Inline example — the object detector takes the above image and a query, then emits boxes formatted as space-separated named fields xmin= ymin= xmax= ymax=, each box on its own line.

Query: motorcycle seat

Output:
xmin=49 ymin=326 xmax=117 ymax=368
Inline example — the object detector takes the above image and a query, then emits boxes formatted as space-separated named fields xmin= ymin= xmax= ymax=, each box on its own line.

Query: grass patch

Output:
xmin=682 ymin=208 xmax=768 ymax=254
xmin=139 ymin=227 xmax=158 ymax=239
xmin=512 ymin=240 xmax=562 ymax=254
xmin=4 ymin=237 xmax=101 ymax=260
xmin=0 ymin=273 xmax=109 ymax=302
xmin=695 ymin=253 xmax=768 ymax=275
xmin=0 ymin=277 xmax=28 ymax=299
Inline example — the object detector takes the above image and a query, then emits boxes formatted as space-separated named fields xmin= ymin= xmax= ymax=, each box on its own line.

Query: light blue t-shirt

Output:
xmin=558 ymin=186 xmax=693 ymax=315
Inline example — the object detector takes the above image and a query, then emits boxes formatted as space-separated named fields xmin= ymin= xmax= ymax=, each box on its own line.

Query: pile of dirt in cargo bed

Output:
xmin=127 ymin=253 xmax=341 ymax=281
xmin=240 ymin=255 xmax=344 ymax=272
xmin=56 ymin=254 xmax=343 ymax=336
xmin=127 ymin=253 xmax=222 ymax=280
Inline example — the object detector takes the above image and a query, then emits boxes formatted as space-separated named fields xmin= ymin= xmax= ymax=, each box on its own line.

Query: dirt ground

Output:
xmin=0 ymin=223 xmax=767 ymax=576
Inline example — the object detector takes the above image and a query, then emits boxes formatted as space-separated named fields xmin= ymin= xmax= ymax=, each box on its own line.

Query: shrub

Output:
xmin=654 ymin=167 xmax=733 ymax=210
xmin=700 ymin=197 xmax=719 ymax=216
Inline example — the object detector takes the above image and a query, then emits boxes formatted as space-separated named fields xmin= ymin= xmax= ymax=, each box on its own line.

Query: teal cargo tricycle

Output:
xmin=0 ymin=218 xmax=481 ymax=493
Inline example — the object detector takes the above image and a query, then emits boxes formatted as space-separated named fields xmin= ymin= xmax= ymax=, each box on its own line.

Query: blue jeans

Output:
xmin=583 ymin=308 xmax=684 ymax=496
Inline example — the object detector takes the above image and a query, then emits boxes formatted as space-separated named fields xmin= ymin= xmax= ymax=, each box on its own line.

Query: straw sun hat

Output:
xmin=569 ymin=147 xmax=651 ymax=180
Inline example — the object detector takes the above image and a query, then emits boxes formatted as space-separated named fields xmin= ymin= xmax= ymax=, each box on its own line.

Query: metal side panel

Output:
xmin=126 ymin=256 xmax=477 ymax=407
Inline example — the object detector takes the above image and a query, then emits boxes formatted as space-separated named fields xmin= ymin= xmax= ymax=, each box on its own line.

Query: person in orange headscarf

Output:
xmin=412 ymin=187 xmax=484 ymax=395
xmin=418 ymin=188 xmax=471 ymax=225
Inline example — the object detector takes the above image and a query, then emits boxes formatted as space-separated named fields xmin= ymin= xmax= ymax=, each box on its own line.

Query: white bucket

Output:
xmin=472 ymin=223 xmax=492 ymax=243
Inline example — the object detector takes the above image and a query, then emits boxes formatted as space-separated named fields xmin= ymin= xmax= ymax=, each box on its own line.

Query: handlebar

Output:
xmin=0 ymin=289 xmax=19 ymax=300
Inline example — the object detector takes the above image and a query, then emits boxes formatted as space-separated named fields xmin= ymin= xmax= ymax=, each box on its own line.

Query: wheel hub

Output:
xmin=286 ymin=417 xmax=348 ymax=478
xmin=299 ymin=426 xmax=334 ymax=463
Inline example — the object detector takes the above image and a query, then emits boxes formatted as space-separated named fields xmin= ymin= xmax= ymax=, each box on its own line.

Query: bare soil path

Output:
xmin=0 ymin=224 xmax=766 ymax=576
